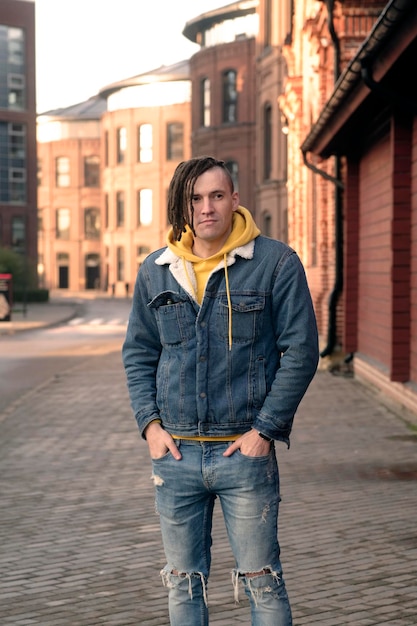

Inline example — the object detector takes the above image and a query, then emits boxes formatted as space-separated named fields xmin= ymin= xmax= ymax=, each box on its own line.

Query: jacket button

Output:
xmin=199 ymin=392 xmax=206 ymax=399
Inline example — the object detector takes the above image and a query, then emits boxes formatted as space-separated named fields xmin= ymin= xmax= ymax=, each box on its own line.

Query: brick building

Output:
xmin=98 ymin=60 xmax=192 ymax=296
xmin=301 ymin=0 xmax=417 ymax=415
xmin=278 ymin=0 xmax=387 ymax=351
xmin=37 ymin=97 xmax=105 ymax=290
xmin=183 ymin=0 xmax=258 ymax=211
xmin=255 ymin=0 xmax=291 ymax=241
xmin=0 ymin=0 xmax=37 ymax=280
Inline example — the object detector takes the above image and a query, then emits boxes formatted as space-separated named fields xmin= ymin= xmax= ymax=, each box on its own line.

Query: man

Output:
xmin=123 ymin=156 xmax=319 ymax=625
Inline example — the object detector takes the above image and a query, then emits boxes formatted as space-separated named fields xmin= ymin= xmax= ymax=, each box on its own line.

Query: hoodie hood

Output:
xmin=166 ymin=206 xmax=260 ymax=260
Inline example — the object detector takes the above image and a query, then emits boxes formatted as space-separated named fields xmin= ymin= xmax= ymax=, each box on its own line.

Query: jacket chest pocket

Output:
xmin=149 ymin=291 xmax=195 ymax=345
xmin=216 ymin=294 xmax=265 ymax=343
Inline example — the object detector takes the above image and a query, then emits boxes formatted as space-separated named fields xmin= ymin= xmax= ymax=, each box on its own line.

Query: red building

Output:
xmin=301 ymin=0 xmax=417 ymax=415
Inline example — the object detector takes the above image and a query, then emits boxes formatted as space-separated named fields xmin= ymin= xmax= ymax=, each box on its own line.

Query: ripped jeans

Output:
xmin=151 ymin=440 xmax=292 ymax=626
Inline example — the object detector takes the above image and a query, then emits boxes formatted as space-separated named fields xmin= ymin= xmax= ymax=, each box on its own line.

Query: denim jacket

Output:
xmin=122 ymin=235 xmax=319 ymax=446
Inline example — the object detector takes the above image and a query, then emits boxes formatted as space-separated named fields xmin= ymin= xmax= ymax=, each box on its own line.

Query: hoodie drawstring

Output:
xmin=182 ymin=254 xmax=233 ymax=351
xmin=224 ymin=253 xmax=232 ymax=351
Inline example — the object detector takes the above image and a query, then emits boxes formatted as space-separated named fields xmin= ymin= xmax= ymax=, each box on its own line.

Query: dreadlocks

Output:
xmin=167 ymin=156 xmax=234 ymax=241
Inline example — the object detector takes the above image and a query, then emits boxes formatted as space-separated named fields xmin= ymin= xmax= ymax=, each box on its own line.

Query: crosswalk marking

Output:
xmin=68 ymin=317 xmax=127 ymax=327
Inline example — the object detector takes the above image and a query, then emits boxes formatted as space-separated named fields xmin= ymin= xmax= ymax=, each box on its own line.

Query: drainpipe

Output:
xmin=304 ymin=0 xmax=344 ymax=358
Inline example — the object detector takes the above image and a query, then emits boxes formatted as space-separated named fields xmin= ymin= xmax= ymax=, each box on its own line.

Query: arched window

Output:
xmin=263 ymin=103 xmax=272 ymax=180
xmin=225 ymin=160 xmax=239 ymax=192
xmin=200 ymin=78 xmax=211 ymax=127
xmin=223 ymin=70 xmax=237 ymax=123
xmin=84 ymin=208 xmax=100 ymax=240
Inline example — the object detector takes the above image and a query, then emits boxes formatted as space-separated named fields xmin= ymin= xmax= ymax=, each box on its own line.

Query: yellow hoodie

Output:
xmin=166 ymin=206 xmax=260 ymax=304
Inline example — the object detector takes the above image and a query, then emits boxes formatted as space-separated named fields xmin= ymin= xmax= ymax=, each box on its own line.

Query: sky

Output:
xmin=35 ymin=0 xmax=227 ymax=113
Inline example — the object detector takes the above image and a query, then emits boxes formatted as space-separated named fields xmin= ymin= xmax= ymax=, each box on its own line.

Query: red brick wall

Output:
xmin=344 ymin=160 xmax=360 ymax=353
xmin=391 ymin=115 xmax=412 ymax=382
xmin=358 ymin=134 xmax=392 ymax=370
xmin=410 ymin=118 xmax=417 ymax=384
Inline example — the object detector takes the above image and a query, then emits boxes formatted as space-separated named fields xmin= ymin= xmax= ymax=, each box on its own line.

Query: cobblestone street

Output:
xmin=1 ymin=348 xmax=416 ymax=625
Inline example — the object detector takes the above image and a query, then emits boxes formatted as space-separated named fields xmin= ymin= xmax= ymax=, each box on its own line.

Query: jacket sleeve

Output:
xmin=122 ymin=262 xmax=162 ymax=437
xmin=253 ymin=250 xmax=319 ymax=446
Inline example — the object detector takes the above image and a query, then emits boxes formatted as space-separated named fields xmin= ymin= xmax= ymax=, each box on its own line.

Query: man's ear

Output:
xmin=232 ymin=192 xmax=239 ymax=211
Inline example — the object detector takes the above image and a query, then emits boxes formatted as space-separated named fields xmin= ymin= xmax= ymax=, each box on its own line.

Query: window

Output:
xmin=9 ymin=168 xmax=26 ymax=203
xmin=104 ymin=193 xmax=109 ymax=229
xmin=56 ymin=208 xmax=70 ymax=239
xmin=137 ymin=189 xmax=153 ymax=226
xmin=117 ymin=246 xmax=125 ymax=281
xmin=37 ymin=158 xmax=42 ymax=187
xmin=136 ymin=245 xmax=150 ymax=270
xmin=84 ymin=208 xmax=100 ymax=239
xmin=84 ymin=155 xmax=100 ymax=187
xmin=138 ymin=124 xmax=152 ymax=163
xmin=167 ymin=123 xmax=184 ymax=160
xmin=225 ymin=160 xmax=239 ymax=191
xmin=117 ymin=127 xmax=126 ymax=164
xmin=264 ymin=0 xmax=272 ymax=48
xmin=223 ymin=70 xmax=237 ymax=123
xmin=200 ymin=78 xmax=211 ymax=127
xmin=11 ymin=215 xmax=25 ymax=253
xmin=0 ymin=26 xmax=26 ymax=110
xmin=262 ymin=212 xmax=272 ymax=237
xmin=0 ymin=122 xmax=26 ymax=203
xmin=263 ymin=104 xmax=272 ymax=181
xmin=116 ymin=191 xmax=125 ymax=227
xmin=104 ymin=130 xmax=109 ymax=166
xmin=56 ymin=156 xmax=70 ymax=187
xmin=137 ymin=245 xmax=150 ymax=256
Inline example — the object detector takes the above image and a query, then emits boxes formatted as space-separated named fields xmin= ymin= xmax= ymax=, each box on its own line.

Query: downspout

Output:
xmin=304 ymin=0 xmax=344 ymax=358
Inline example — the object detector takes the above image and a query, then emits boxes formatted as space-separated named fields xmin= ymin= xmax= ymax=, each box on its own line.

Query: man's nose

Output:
xmin=201 ymin=197 xmax=214 ymax=213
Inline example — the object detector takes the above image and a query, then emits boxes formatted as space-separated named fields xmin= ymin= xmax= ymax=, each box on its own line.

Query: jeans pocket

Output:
xmin=235 ymin=448 xmax=271 ymax=461
xmin=151 ymin=449 xmax=173 ymax=462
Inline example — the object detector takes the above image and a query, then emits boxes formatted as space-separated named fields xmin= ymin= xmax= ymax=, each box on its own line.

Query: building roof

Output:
xmin=183 ymin=0 xmax=258 ymax=43
xmin=98 ymin=59 xmax=190 ymax=100
xmin=301 ymin=0 xmax=417 ymax=157
xmin=38 ymin=95 xmax=107 ymax=120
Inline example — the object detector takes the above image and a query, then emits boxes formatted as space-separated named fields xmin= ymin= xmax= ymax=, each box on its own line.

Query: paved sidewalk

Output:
xmin=0 ymin=299 xmax=80 ymax=335
xmin=0 ymin=348 xmax=416 ymax=625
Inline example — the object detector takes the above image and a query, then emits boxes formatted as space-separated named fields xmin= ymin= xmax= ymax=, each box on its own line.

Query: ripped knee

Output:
xmin=232 ymin=566 xmax=282 ymax=605
xmin=160 ymin=567 xmax=209 ymax=606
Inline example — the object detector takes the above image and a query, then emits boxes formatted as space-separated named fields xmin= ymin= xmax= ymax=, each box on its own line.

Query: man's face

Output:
xmin=189 ymin=167 xmax=239 ymax=256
